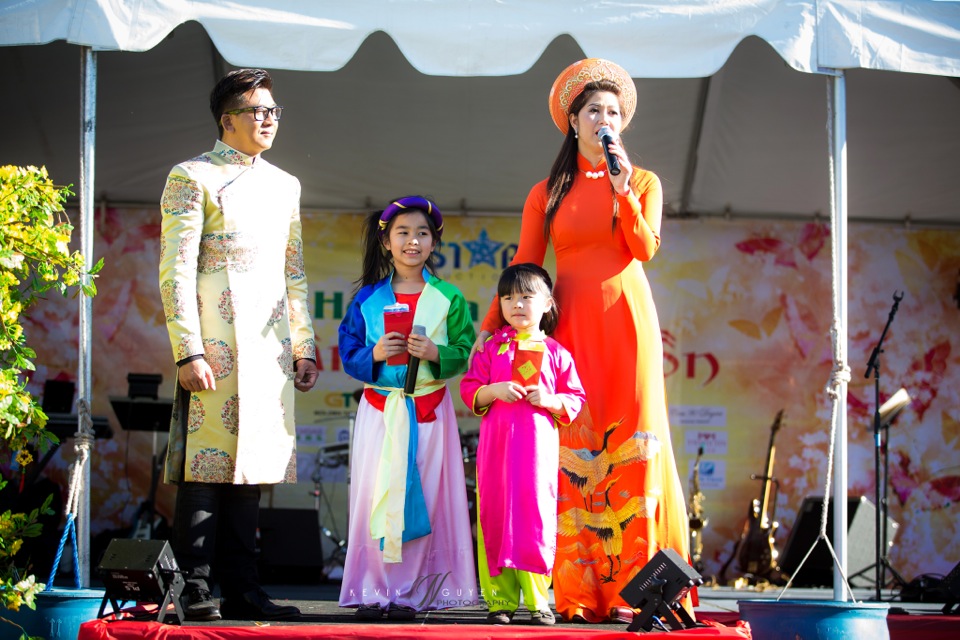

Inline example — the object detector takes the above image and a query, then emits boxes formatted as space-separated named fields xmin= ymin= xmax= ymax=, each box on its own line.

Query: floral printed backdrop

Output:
xmin=18 ymin=206 xmax=959 ymax=584
xmin=651 ymin=221 xmax=960 ymax=584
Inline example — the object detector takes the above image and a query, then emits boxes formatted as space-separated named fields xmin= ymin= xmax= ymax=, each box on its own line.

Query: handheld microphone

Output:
xmin=597 ymin=126 xmax=621 ymax=176
xmin=404 ymin=325 xmax=427 ymax=394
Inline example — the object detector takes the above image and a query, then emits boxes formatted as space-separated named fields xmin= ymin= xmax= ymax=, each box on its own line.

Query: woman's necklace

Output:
xmin=582 ymin=169 xmax=606 ymax=179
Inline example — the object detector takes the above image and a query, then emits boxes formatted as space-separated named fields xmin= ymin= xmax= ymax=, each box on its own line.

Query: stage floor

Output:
xmin=186 ymin=581 xmax=951 ymax=618
xmin=77 ymin=582 xmax=958 ymax=640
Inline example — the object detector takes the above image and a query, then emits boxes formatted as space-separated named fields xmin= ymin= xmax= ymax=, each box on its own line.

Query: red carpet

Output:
xmin=79 ymin=618 xmax=749 ymax=639
xmin=77 ymin=611 xmax=960 ymax=639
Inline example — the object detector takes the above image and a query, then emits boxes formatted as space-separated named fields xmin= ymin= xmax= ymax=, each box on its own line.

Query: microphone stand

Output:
xmin=863 ymin=291 xmax=907 ymax=601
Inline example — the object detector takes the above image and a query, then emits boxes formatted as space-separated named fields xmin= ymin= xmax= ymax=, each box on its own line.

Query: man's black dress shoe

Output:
xmin=220 ymin=588 xmax=301 ymax=621
xmin=182 ymin=588 xmax=221 ymax=621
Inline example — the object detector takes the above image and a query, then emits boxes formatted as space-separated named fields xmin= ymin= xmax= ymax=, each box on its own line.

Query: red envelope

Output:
xmin=512 ymin=340 xmax=545 ymax=386
xmin=383 ymin=304 xmax=412 ymax=365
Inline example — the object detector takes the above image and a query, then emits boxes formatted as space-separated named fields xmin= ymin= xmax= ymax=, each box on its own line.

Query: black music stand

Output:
xmin=108 ymin=396 xmax=173 ymax=433
xmin=109 ymin=374 xmax=173 ymax=539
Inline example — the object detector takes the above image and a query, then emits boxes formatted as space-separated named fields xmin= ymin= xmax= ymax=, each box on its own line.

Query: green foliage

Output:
xmin=0 ymin=476 xmax=54 ymax=615
xmin=0 ymin=165 xmax=101 ymax=620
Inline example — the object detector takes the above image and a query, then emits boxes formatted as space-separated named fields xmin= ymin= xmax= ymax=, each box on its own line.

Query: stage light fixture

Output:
xmin=96 ymin=538 xmax=184 ymax=625
xmin=619 ymin=548 xmax=703 ymax=632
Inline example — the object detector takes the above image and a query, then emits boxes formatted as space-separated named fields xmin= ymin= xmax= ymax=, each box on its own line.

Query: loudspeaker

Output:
xmin=257 ymin=508 xmax=323 ymax=583
xmin=126 ymin=373 xmax=162 ymax=399
xmin=780 ymin=495 xmax=897 ymax=588
xmin=42 ymin=379 xmax=75 ymax=413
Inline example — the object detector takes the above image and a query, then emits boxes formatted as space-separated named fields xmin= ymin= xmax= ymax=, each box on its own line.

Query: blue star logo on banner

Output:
xmin=463 ymin=229 xmax=503 ymax=268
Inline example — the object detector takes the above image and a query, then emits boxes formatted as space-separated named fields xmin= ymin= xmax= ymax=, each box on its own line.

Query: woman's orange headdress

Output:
xmin=548 ymin=58 xmax=637 ymax=135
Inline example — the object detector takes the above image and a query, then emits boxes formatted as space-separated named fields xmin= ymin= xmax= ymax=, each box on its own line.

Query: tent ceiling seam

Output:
xmin=679 ymin=77 xmax=712 ymax=215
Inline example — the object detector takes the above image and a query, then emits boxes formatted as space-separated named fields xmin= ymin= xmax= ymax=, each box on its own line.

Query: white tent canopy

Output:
xmin=7 ymin=0 xmax=960 ymax=77
xmin=3 ymin=1 xmax=959 ymax=223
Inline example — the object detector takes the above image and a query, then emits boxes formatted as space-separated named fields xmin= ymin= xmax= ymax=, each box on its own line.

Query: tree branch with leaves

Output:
xmin=0 ymin=165 xmax=102 ymax=619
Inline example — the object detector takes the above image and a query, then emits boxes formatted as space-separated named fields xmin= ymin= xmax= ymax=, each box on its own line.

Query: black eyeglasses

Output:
xmin=225 ymin=105 xmax=284 ymax=121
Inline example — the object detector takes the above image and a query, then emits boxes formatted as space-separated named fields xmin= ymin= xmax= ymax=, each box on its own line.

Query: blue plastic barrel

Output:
xmin=738 ymin=599 xmax=890 ymax=640
xmin=1 ymin=588 xmax=107 ymax=640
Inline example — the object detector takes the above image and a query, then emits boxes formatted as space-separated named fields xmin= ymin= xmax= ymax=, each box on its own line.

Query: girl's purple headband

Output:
xmin=378 ymin=196 xmax=444 ymax=237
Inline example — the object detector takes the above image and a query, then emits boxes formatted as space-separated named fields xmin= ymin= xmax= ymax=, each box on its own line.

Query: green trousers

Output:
xmin=476 ymin=496 xmax=551 ymax=612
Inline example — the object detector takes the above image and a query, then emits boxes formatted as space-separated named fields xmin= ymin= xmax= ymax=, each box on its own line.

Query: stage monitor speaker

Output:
xmin=257 ymin=508 xmax=324 ymax=583
xmin=779 ymin=495 xmax=897 ymax=588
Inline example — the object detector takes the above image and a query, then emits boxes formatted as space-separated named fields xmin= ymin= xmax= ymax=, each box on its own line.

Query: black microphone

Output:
xmin=404 ymin=325 xmax=426 ymax=394
xmin=597 ymin=125 xmax=621 ymax=176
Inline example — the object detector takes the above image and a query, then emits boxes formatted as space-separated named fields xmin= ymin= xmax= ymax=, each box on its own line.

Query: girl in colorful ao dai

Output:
xmin=460 ymin=263 xmax=586 ymax=626
xmin=338 ymin=196 xmax=477 ymax=621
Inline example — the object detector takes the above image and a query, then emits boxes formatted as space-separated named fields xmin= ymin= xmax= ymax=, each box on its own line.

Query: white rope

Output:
xmin=778 ymin=77 xmax=857 ymax=603
xmin=65 ymin=399 xmax=95 ymax=518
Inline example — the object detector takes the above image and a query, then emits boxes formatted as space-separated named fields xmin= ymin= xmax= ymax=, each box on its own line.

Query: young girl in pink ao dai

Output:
xmin=460 ymin=263 xmax=586 ymax=626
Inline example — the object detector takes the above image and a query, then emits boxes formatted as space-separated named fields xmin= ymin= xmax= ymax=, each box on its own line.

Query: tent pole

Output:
xmin=78 ymin=46 xmax=97 ymax=589
xmin=828 ymin=70 xmax=849 ymax=603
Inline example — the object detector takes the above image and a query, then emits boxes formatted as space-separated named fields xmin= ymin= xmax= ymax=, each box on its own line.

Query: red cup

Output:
xmin=383 ymin=303 xmax=413 ymax=365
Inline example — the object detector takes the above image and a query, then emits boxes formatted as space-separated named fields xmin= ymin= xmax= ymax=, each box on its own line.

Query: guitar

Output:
xmin=736 ymin=409 xmax=785 ymax=579
xmin=688 ymin=445 xmax=708 ymax=573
